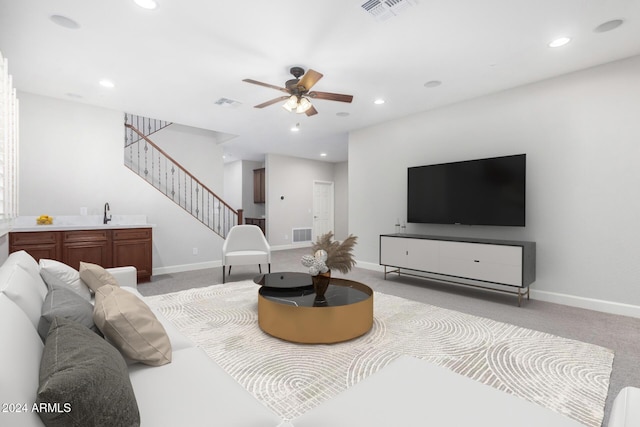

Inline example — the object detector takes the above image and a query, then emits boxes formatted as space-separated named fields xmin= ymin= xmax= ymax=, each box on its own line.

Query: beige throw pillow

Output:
xmin=93 ymin=285 xmax=172 ymax=366
xmin=79 ymin=262 xmax=119 ymax=292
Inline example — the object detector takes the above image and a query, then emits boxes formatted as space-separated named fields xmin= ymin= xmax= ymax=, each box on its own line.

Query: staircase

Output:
xmin=123 ymin=114 xmax=242 ymax=239
xmin=124 ymin=113 xmax=171 ymax=146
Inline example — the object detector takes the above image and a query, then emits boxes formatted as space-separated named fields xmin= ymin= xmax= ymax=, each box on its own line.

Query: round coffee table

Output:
xmin=255 ymin=272 xmax=373 ymax=344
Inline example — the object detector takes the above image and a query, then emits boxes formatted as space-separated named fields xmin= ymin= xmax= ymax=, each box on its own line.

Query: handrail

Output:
xmin=124 ymin=114 xmax=171 ymax=146
xmin=123 ymin=120 xmax=243 ymax=237
xmin=125 ymin=124 xmax=239 ymax=217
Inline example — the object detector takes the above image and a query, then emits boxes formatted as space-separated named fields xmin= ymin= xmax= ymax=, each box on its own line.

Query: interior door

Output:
xmin=312 ymin=181 xmax=334 ymax=240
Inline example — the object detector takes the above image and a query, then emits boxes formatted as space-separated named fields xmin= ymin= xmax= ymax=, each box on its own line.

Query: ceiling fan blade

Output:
xmin=254 ymin=96 xmax=290 ymax=108
xmin=243 ymin=79 xmax=290 ymax=94
xmin=308 ymin=91 xmax=353 ymax=103
xmin=298 ymin=69 xmax=323 ymax=91
xmin=305 ymin=105 xmax=318 ymax=116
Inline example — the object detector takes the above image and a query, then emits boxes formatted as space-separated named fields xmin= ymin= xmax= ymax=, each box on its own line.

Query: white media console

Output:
xmin=379 ymin=234 xmax=536 ymax=305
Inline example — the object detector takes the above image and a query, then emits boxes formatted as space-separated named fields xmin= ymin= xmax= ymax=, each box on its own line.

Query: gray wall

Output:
xmin=16 ymin=92 xmax=225 ymax=274
xmin=266 ymin=154 xmax=345 ymax=248
xmin=223 ymin=159 xmax=265 ymax=219
xmin=223 ymin=160 xmax=242 ymax=212
xmin=242 ymin=160 xmax=266 ymax=220
xmin=333 ymin=161 xmax=349 ymax=240
xmin=349 ymin=55 xmax=640 ymax=316
xmin=10 ymin=92 xmax=349 ymax=272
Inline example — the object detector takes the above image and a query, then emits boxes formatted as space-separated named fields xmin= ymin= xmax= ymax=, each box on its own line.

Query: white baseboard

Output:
xmin=153 ymin=243 xmax=309 ymax=275
xmin=270 ymin=242 xmax=312 ymax=251
xmin=151 ymin=244 xmax=309 ymax=276
xmin=355 ymin=259 xmax=640 ymax=319
xmin=153 ymin=260 xmax=221 ymax=276
xmin=530 ymin=289 xmax=640 ymax=319
xmin=356 ymin=260 xmax=385 ymax=272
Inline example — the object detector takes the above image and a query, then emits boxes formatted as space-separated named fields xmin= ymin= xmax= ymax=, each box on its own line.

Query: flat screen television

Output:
xmin=407 ymin=154 xmax=526 ymax=226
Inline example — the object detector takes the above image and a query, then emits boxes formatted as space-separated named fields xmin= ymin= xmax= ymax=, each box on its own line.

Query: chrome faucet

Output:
xmin=103 ymin=202 xmax=111 ymax=224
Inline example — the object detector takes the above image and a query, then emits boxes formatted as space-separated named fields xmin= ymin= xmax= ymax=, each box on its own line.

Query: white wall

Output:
xmin=223 ymin=160 xmax=242 ymax=211
xmin=349 ymin=55 xmax=640 ymax=316
xmin=266 ymin=154 xmax=339 ymax=248
xmin=334 ymin=161 xmax=349 ymax=240
xmin=242 ymin=160 xmax=266 ymax=220
xmin=18 ymin=92 xmax=226 ymax=274
xmin=223 ymin=160 xmax=265 ymax=220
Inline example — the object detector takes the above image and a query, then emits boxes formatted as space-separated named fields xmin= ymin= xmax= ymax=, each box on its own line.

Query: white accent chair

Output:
xmin=222 ymin=225 xmax=271 ymax=283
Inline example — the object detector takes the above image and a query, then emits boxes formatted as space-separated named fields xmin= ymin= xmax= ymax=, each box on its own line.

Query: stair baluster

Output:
xmin=124 ymin=116 xmax=241 ymax=239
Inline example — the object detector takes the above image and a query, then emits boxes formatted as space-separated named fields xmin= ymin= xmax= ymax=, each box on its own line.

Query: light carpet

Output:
xmin=145 ymin=281 xmax=614 ymax=425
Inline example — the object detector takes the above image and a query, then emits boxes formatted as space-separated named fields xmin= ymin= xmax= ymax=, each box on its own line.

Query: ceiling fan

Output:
xmin=243 ymin=67 xmax=353 ymax=116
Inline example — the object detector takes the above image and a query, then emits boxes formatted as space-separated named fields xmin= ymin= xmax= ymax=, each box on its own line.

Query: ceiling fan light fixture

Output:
xmin=282 ymin=95 xmax=298 ymax=112
xmin=296 ymin=97 xmax=312 ymax=114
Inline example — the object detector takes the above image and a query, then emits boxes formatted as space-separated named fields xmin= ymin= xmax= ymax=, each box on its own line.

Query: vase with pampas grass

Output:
xmin=301 ymin=232 xmax=358 ymax=303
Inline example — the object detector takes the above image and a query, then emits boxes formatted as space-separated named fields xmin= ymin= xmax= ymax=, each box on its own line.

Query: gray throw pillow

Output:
xmin=37 ymin=284 xmax=100 ymax=342
xmin=37 ymin=316 xmax=140 ymax=427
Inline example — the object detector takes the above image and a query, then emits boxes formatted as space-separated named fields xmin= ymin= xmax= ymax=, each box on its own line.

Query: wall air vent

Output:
xmin=361 ymin=0 xmax=417 ymax=22
xmin=292 ymin=228 xmax=313 ymax=243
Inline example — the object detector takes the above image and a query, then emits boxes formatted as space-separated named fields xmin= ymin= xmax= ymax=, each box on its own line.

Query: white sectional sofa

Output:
xmin=1 ymin=250 xmax=637 ymax=427
xmin=0 ymin=250 xmax=283 ymax=427
xmin=608 ymin=386 xmax=640 ymax=427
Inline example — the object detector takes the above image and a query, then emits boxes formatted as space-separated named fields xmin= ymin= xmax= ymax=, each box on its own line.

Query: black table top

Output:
xmin=258 ymin=276 xmax=372 ymax=308
xmin=253 ymin=272 xmax=313 ymax=289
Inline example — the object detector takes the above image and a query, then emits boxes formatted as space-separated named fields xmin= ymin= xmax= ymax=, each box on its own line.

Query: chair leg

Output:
xmin=259 ymin=264 xmax=262 ymax=274
xmin=222 ymin=265 xmax=226 ymax=284
xmin=268 ymin=263 xmax=271 ymax=273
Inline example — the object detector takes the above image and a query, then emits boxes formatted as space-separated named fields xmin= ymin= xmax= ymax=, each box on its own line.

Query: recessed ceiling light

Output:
xmin=594 ymin=19 xmax=624 ymax=33
xmin=134 ymin=0 xmax=158 ymax=9
xmin=424 ymin=80 xmax=442 ymax=88
xmin=336 ymin=112 xmax=350 ymax=117
xmin=320 ymin=153 xmax=327 ymax=157
xmin=290 ymin=123 xmax=300 ymax=132
xmin=548 ymin=37 xmax=571 ymax=48
xmin=374 ymin=99 xmax=385 ymax=105
xmin=99 ymin=79 xmax=115 ymax=88
xmin=49 ymin=15 xmax=80 ymax=29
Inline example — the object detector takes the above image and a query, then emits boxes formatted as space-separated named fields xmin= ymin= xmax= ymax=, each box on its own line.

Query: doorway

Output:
xmin=312 ymin=181 xmax=334 ymax=241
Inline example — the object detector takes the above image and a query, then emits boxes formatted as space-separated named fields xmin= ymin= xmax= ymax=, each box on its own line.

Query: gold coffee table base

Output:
xmin=258 ymin=278 xmax=373 ymax=344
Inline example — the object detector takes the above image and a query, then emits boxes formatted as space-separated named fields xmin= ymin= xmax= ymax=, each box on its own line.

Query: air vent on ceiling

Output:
xmin=361 ymin=0 xmax=417 ymax=22
xmin=214 ymin=97 xmax=241 ymax=107
xmin=292 ymin=228 xmax=313 ymax=243
xmin=362 ymin=0 xmax=417 ymax=21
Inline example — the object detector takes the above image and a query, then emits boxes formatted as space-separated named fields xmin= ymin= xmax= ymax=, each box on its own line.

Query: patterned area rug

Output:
xmin=145 ymin=281 xmax=613 ymax=425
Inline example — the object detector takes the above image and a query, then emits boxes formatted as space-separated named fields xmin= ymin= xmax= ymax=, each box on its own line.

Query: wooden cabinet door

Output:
xmin=9 ymin=231 xmax=62 ymax=262
xmin=112 ymin=228 xmax=152 ymax=282
xmin=253 ymin=168 xmax=265 ymax=203
xmin=62 ymin=230 xmax=111 ymax=269
xmin=11 ymin=243 xmax=61 ymax=263
xmin=63 ymin=241 xmax=111 ymax=270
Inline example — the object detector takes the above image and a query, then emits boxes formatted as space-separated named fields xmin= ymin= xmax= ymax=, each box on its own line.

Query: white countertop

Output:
xmin=11 ymin=215 xmax=155 ymax=232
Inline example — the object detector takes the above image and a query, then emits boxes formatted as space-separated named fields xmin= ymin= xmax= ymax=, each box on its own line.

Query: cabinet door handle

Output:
xmin=474 ymin=260 xmax=480 ymax=263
